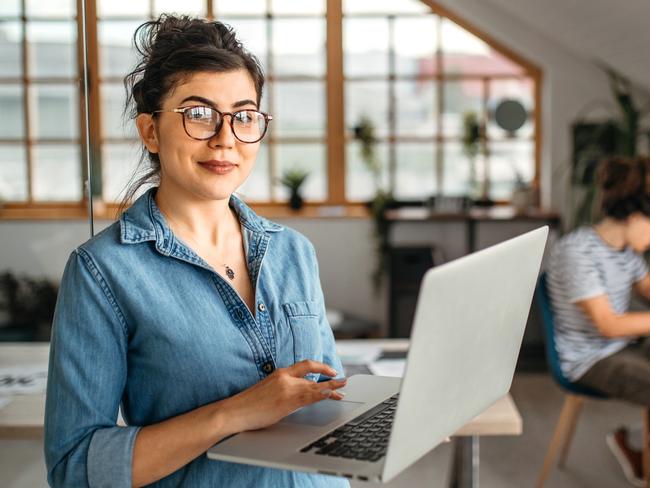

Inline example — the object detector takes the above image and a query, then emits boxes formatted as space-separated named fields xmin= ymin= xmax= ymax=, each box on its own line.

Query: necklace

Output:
xmin=160 ymin=208 xmax=236 ymax=281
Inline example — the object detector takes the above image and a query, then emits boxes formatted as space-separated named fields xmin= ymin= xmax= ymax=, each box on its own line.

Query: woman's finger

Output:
xmin=287 ymin=360 xmax=338 ymax=378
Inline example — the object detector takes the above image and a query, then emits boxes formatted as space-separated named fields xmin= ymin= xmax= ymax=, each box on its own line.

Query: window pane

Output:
xmin=236 ymin=145 xmax=270 ymax=201
xmin=488 ymin=78 xmax=534 ymax=139
xmin=394 ymin=143 xmax=436 ymax=200
xmin=442 ymin=141 xmax=482 ymax=197
xmin=0 ymin=22 xmax=22 ymax=78
xmin=102 ymin=83 xmax=137 ymax=139
xmin=32 ymin=144 xmax=81 ymax=200
xmin=215 ymin=0 xmax=266 ymax=15
xmin=346 ymin=141 xmax=389 ymax=201
xmin=272 ymin=18 xmax=325 ymax=77
xmin=0 ymin=1 xmax=20 ymax=17
xmin=275 ymin=143 xmax=326 ymax=201
xmin=395 ymin=80 xmax=436 ymax=137
xmin=488 ymin=140 xmax=534 ymax=200
xmin=26 ymin=0 xmax=75 ymax=18
xmin=0 ymin=145 xmax=27 ymax=201
xmin=154 ymin=0 xmax=205 ymax=17
xmin=0 ymin=85 xmax=24 ymax=139
xmin=98 ymin=0 xmax=149 ymax=18
xmin=102 ymin=142 xmax=143 ymax=202
xmin=442 ymin=80 xmax=483 ymax=137
xmin=271 ymin=0 xmax=325 ymax=15
xmin=345 ymin=81 xmax=389 ymax=138
xmin=343 ymin=0 xmax=430 ymax=14
xmin=27 ymin=21 xmax=76 ymax=78
xmin=273 ymin=81 xmax=325 ymax=138
xmin=441 ymin=20 xmax=525 ymax=76
xmin=394 ymin=16 xmax=437 ymax=76
xmin=29 ymin=84 xmax=78 ymax=139
xmin=220 ymin=18 xmax=268 ymax=72
xmin=344 ymin=18 xmax=389 ymax=77
xmin=99 ymin=20 xmax=145 ymax=78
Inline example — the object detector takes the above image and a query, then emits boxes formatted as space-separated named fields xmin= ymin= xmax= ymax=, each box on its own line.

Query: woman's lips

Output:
xmin=198 ymin=160 xmax=237 ymax=175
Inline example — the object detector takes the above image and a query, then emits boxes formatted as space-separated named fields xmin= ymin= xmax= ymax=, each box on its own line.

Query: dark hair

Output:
xmin=118 ymin=15 xmax=265 ymax=214
xmin=597 ymin=157 xmax=650 ymax=220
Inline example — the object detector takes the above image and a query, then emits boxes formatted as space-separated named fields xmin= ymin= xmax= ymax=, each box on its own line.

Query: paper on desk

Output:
xmin=0 ymin=366 xmax=48 ymax=395
xmin=369 ymin=359 xmax=406 ymax=377
xmin=0 ymin=396 xmax=11 ymax=410
xmin=336 ymin=343 xmax=382 ymax=365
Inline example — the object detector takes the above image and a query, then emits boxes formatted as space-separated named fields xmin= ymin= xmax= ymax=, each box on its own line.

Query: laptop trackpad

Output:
xmin=281 ymin=400 xmax=364 ymax=427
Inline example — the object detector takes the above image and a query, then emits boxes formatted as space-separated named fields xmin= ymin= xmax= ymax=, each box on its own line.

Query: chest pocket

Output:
xmin=283 ymin=300 xmax=323 ymax=381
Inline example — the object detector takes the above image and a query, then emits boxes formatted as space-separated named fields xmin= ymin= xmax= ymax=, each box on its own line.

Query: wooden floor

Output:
xmin=0 ymin=373 xmax=641 ymax=487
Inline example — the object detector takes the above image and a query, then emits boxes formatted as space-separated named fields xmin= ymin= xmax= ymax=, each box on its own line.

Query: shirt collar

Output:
xmin=119 ymin=188 xmax=283 ymax=251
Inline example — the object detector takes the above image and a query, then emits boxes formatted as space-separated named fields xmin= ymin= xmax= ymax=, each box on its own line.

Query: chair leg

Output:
xmin=536 ymin=394 xmax=584 ymax=488
xmin=558 ymin=396 xmax=584 ymax=468
xmin=643 ymin=407 xmax=650 ymax=488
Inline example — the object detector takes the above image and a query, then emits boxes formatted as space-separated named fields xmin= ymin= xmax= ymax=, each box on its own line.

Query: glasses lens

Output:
xmin=232 ymin=110 xmax=267 ymax=143
xmin=183 ymin=106 xmax=219 ymax=139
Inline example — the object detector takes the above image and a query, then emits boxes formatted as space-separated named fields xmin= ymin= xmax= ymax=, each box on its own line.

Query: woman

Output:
xmin=44 ymin=15 xmax=348 ymax=488
xmin=547 ymin=156 xmax=650 ymax=486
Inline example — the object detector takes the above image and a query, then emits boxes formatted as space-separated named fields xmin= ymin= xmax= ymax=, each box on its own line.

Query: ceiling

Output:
xmin=481 ymin=0 xmax=650 ymax=91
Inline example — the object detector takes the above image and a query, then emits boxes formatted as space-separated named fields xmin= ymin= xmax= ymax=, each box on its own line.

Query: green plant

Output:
xmin=278 ymin=168 xmax=309 ymax=192
xmin=352 ymin=115 xmax=393 ymax=293
xmin=569 ymin=66 xmax=650 ymax=227
xmin=277 ymin=168 xmax=309 ymax=211
xmin=461 ymin=111 xmax=484 ymax=199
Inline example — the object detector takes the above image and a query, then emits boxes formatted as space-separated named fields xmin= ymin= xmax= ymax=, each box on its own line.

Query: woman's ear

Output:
xmin=136 ymin=113 xmax=159 ymax=154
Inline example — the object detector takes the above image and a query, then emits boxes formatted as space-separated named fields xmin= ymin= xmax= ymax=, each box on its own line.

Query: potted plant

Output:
xmin=278 ymin=168 xmax=309 ymax=211
xmin=352 ymin=115 xmax=394 ymax=293
xmin=569 ymin=66 xmax=650 ymax=228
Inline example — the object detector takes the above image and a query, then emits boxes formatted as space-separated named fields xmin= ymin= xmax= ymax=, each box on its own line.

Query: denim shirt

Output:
xmin=44 ymin=188 xmax=347 ymax=488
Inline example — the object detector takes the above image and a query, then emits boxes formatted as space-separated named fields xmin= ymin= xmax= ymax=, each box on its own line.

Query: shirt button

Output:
xmin=258 ymin=302 xmax=266 ymax=312
xmin=262 ymin=362 xmax=275 ymax=374
xmin=236 ymin=309 xmax=244 ymax=320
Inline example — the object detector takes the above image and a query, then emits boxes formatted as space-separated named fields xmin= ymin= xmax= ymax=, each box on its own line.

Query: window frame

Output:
xmin=0 ymin=0 xmax=541 ymax=220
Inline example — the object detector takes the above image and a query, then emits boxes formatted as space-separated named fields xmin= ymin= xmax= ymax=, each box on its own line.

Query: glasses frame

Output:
xmin=152 ymin=106 xmax=273 ymax=144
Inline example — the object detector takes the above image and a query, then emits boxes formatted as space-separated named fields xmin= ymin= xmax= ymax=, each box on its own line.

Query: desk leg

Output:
xmin=451 ymin=436 xmax=480 ymax=488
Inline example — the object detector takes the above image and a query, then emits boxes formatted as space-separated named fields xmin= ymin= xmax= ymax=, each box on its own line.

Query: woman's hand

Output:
xmin=219 ymin=360 xmax=347 ymax=435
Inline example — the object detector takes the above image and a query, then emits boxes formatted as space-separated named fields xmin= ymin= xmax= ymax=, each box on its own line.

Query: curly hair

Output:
xmin=118 ymin=15 xmax=265 ymax=213
xmin=597 ymin=157 xmax=650 ymax=220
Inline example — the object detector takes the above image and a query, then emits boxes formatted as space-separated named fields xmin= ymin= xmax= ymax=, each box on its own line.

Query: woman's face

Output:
xmin=626 ymin=212 xmax=650 ymax=252
xmin=140 ymin=69 xmax=261 ymax=203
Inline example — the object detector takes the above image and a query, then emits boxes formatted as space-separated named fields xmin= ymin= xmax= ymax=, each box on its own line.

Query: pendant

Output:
xmin=225 ymin=265 xmax=235 ymax=281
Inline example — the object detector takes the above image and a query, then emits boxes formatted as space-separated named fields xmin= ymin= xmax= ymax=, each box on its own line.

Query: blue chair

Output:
xmin=536 ymin=273 xmax=650 ymax=487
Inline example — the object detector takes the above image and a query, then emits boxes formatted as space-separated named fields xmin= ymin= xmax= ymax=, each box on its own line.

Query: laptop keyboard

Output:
xmin=299 ymin=394 xmax=399 ymax=463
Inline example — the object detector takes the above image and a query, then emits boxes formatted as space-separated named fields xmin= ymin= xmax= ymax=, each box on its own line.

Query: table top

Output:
xmin=385 ymin=206 xmax=560 ymax=223
xmin=0 ymin=341 xmax=522 ymax=439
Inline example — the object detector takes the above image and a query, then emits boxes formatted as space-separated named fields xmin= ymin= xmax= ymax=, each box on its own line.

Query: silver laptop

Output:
xmin=208 ymin=226 xmax=548 ymax=483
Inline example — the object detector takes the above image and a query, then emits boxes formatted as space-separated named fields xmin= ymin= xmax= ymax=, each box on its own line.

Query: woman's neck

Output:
xmin=154 ymin=183 xmax=238 ymax=248
xmin=594 ymin=218 xmax=628 ymax=251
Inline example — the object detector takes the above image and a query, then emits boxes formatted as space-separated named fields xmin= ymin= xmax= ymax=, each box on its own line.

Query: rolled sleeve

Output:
xmin=45 ymin=249 xmax=135 ymax=487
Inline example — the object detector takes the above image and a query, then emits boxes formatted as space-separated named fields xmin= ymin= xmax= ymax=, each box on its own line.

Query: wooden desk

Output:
xmin=0 ymin=341 xmax=522 ymax=487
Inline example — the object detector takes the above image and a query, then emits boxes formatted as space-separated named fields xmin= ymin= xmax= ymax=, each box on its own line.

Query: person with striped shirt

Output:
xmin=547 ymin=157 xmax=650 ymax=486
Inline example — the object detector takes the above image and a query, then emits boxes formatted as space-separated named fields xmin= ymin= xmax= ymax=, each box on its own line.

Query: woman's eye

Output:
xmin=187 ymin=107 xmax=213 ymax=122
xmin=235 ymin=111 xmax=254 ymax=124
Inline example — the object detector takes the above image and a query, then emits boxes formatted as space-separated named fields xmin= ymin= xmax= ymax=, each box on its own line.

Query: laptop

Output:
xmin=208 ymin=226 xmax=548 ymax=483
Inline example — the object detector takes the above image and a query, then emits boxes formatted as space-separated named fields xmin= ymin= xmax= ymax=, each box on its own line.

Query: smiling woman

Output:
xmin=43 ymin=15 xmax=348 ymax=488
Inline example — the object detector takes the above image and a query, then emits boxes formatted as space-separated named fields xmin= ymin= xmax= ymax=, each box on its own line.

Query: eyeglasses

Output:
xmin=152 ymin=106 xmax=273 ymax=144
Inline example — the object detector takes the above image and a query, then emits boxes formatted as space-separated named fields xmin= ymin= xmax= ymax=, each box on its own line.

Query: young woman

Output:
xmin=44 ymin=15 xmax=348 ymax=487
xmin=547 ymin=156 xmax=650 ymax=486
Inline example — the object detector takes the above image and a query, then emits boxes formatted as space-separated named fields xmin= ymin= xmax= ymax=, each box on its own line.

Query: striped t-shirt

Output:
xmin=546 ymin=226 xmax=648 ymax=381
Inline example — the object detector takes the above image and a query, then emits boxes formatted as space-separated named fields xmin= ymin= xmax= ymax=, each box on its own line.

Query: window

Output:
xmin=343 ymin=0 xmax=539 ymax=202
xmin=0 ymin=0 xmax=540 ymax=218
xmin=0 ymin=0 xmax=81 ymax=206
